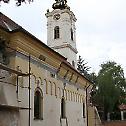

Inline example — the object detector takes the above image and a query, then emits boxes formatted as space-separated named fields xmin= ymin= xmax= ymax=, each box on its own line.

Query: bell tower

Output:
xmin=45 ymin=0 xmax=78 ymax=67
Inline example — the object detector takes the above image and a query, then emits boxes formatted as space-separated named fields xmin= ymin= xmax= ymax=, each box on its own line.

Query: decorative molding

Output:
xmin=51 ymin=44 xmax=78 ymax=54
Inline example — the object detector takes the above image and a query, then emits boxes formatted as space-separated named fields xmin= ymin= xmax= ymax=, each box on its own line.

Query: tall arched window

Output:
xmin=72 ymin=61 xmax=75 ymax=67
xmin=34 ymin=89 xmax=43 ymax=119
xmin=71 ymin=28 xmax=73 ymax=41
xmin=61 ymin=98 xmax=66 ymax=118
xmin=83 ymin=103 xmax=85 ymax=118
xmin=54 ymin=26 xmax=60 ymax=39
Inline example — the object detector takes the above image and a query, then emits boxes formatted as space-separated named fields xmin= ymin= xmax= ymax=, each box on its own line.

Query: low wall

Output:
xmin=104 ymin=120 xmax=126 ymax=126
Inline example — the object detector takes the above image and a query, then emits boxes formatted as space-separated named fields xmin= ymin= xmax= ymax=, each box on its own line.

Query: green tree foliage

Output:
xmin=92 ymin=61 xmax=126 ymax=120
xmin=89 ymin=72 xmax=97 ymax=84
xmin=77 ymin=55 xmax=91 ymax=79
xmin=77 ymin=55 xmax=97 ymax=83
xmin=0 ymin=0 xmax=33 ymax=6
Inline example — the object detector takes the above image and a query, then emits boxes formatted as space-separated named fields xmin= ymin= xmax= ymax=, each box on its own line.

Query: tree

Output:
xmin=77 ymin=55 xmax=91 ymax=80
xmin=89 ymin=72 xmax=97 ymax=84
xmin=77 ymin=55 xmax=97 ymax=83
xmin=0 ymin=0 xmax=33 ymax=6
xmin=92 ymin=61 xmax=126 ymax=121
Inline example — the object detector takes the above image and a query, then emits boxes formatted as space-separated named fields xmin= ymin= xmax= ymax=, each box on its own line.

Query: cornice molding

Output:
xmin=45 ymin=8 xmax=77 ymax=22
xmin=51 ymin=44 xmax=78 ymax=54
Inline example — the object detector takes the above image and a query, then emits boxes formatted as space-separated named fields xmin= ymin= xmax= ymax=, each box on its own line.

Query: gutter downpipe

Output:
xmin=86 ymin=84 xmax=91 ymax=126
xmin=28 ymin=55 xmax=31 ymax=126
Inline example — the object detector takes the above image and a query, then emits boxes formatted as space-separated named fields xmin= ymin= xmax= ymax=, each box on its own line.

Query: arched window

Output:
xmin=61 ymin=98 xmax=66 ymax=118
xmin=83 ymin=103 xmax=85 ymax=118
xmin=72 ymin=61 xmax=75 ymax=67
xmin=71 ymin=28 xmax=73 ymax=41
xmin=54 ymin=26 xmax=60 ymax=39
xmin=34 ymin=89 xmax=43 ymax=119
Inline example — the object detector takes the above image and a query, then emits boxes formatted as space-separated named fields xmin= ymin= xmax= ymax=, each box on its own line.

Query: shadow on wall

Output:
xmin=0 ymin=109 xmax=19 ymax=126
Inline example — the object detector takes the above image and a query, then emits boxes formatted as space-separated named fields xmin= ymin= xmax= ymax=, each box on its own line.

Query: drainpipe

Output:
xmin=28 ymin=55 xmax=31 ymax=126
xmin=86 ymin=84 xmax=91 ymax=126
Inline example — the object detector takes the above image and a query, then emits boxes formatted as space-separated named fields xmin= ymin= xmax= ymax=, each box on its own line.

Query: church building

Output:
xmin=0 ymin=0 xmax=102 ymax=126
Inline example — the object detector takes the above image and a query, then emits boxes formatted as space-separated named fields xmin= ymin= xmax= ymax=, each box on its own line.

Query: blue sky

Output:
xmin=1 ymin=0 xmax=126 ymax=76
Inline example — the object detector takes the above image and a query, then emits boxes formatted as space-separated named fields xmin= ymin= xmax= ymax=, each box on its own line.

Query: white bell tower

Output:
xmin=45 ymin=0 xmax=78 ymax=67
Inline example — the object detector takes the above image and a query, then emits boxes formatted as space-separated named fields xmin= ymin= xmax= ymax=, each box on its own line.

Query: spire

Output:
xmin=52 ymin=0 xmax=70 ymax=10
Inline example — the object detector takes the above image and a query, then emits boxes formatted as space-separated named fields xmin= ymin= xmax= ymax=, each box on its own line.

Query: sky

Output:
xmin=1 ymin=0 xmax=126 ymax=76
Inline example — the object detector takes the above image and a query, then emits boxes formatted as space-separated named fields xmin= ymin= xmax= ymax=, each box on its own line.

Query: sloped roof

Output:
xmin=0 ymin=12 xmax=93 ymax=86
xmin=0 ymin=12 xmax=21 ymax=31
xmin=0 ymin=12 xmax=66 ymax=60
xmin=0 ymin=13 xmax=64 ymax=59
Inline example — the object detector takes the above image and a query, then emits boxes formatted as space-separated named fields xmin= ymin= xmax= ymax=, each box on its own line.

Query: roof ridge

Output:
xmin=0 ymin=12 xmax=21 ymax=31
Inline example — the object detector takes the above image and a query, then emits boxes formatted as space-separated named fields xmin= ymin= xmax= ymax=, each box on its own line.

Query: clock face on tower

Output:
xmin=53 ymin=14 xmax=60 ymax=20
